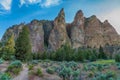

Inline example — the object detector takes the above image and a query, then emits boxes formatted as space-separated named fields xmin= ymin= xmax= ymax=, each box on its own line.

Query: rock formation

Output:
xmin=48 ymin=8 xmax=71 ymax=50
xmin=28 ymin=20 xmax=44 ymax=52
xmin=1 ymin=8 xmax=120 ymax=53
xmin=70 ymin=10 xmax=85 ymax=48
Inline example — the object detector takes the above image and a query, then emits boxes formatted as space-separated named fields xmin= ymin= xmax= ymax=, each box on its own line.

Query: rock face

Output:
xmin=70 ymin=10 xmax=85 ymax=48
xmin=48 ymin=8 xmax=71 ymax=50
xmin=1 ymin=8 xmax=120 ymax=53
xmin=2 ymin=20 xmax=53 ymax=53
xmin=84 ymin=16 xmax=120 ymax=48
xmin=1 ymin=23 xmax=24 ymax=42
xmin=84 ymin=15 xmax=104 ymax=48
xmin=28 ymin=20 xmax=44 ymax=52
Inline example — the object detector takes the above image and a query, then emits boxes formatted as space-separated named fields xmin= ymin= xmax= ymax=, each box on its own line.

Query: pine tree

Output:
xmin=15 ymin=26 xmax=32 ymax=61
xmin=98 ymin=46 xmax=107 ymax=59
xmin=0 ymin=42 xmax=2 ymax=57
xmin=2 ymin=34 xmax=15 ymax=60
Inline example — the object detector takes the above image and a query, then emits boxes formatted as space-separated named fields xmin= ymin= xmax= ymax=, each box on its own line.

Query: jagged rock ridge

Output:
xmin=1 ymin=8 xmax=120 ymax=53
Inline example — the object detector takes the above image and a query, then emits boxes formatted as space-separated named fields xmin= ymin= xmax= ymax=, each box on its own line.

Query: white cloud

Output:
xmin=20 ymin=0 xmax=61 ymax=7
xmin=98 ymin=8 xmax=120 ymax=34
xmin=0 ymin=0 xmax=12 ymax=10
xmin=41 ymin=0 xmax=60 ymax=7
xmin=20 ymin=0 xmax=41 ymax=6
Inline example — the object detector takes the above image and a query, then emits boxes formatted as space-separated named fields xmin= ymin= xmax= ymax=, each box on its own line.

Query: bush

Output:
xmin=115 ymin=54 xmax=120 ymax=62
xmin=6 ymin=60 xmax=22 ymax=75
xmin=0 ymin=72 xmax=11 ymax=80
xmin=0 ymin=58 xmax=4 ymax=64
xmin=36 ymin=68 xmax=43 ymax=77
xmin=74 ymin=49 xmax=85 ymax=62
xmin=98 ymin=46 xmax=107 ymax=59
xmin=46 ymin=67 xmax=55 ymax=74
xmin=28 ymin=64 xmax=34 ymax=70
xmin=106 ymin=71 xmax=116 ymax=79
xmin=56 ymin=62 xmax=80 ymax=80
xmin=88 ymin=71 xmax=94 ymax=78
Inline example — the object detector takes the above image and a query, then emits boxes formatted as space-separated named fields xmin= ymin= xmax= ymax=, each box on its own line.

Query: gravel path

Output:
xmin=13 ymin=64 xmax=28 ymax=80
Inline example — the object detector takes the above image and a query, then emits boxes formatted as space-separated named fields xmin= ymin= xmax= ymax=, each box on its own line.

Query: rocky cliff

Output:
xmin=48 ymin=8 xmax=71 ymax=51
xmin=1 ymin=8 xmax=120 ymax=53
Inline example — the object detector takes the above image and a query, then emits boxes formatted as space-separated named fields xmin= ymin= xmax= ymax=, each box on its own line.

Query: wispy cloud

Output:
xmin=41 ymin=0 xmax=61 ymax=7
xmin=20 ymin=0 xmax=41 ymax=6
xmin=20 ymin=0 xmax=61 ymax=7
xmin=0 ymin=0 xmax=12 ymax=11
xmin=98 ymin=8 xmax=120 ymax=34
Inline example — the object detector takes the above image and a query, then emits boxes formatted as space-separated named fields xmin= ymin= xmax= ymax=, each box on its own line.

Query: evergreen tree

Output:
xmin=15 ymin=26 xmax=32 ymax=61
xmin=2 ymin=34 xmax=15 ymax=60
xmin=0 ymin=42 xmax=2 ymax=57
xmin=98 ymin=46 xmax=107 ymax=59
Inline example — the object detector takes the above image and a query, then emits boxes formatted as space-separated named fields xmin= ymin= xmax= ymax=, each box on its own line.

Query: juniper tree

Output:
xmin=2 ymin=34 xmax=15 ymax=60
xmin=15 ymin=26 xmax=32 ymax=61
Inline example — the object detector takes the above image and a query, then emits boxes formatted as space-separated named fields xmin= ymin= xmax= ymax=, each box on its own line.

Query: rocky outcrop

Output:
xmin=102 ymin=20 xmax=120 ymax=45
xmin=1 ymin=23 xmax=24 ymax=42
xmin=84 ymin=16 xmax=120 ymax=48
xmin=84 ymin=15 xmax=104 ymax=48
xmin=1 ymin=8 xmax=120 ymax=53
xmin=48 ymin=8 xmax=71 ymax=50
xmin=2 ymin=20 xmax=53 ymax=52
xmin=28 ymin=20 xmax=44 ymax=52
xmin=70 ymin=10 xmax=85 ymax=48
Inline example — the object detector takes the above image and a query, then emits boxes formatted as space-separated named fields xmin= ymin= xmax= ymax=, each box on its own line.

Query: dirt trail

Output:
xmin=13 ymin=64 xmax=28 ymax=80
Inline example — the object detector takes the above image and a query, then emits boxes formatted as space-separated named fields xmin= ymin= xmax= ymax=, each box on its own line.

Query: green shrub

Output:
xmin=28 ymin=64 xmax=34 ymax=70
xmin=106 ymin=71 xmax=116 ymax=79
xmin=115 ymin=54 xmax=120 ymax=62
xmin=36 ymin=68 xmax=43 ymax=77
xmin=88 ymin=71 xmax=94 ymax=78
xmin=73 ymin=49 xmax=85 ymax=62
xmin=0 ymin=72 xmax=11 ymax=80
xmin=93 ymin=71 xmax=117 ymax=80
xmin=97 ymin=64 xmax=103 ymax=71
xmin=72 ymin=69 xmax=80 ymax=80
xmin=98 ymin=46 xmax=107 ymax=59
xmin=46 ymin=67 xmax=55 ymax=74
xmin=59 ymin=66 xmax=73 ymax=80
xmin=30 ymin=60 xmax=39 ymax=65
xmin=0 ymin=58 xmax=4 ymax=64
xmin=58 ymin=62 xmax=80 ymax=80
xmin=6 ymin=60 xmax=22 ymax=75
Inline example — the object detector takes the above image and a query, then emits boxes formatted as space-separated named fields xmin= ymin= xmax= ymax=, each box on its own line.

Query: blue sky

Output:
xmin=0 ymin=0 xmax=120 ymax=39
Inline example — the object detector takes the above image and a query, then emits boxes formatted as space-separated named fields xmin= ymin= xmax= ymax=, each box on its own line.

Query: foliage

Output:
xmin=98 ymin=46 xmax=107 ymax=59
xmin=6 ymin=60 xmax=22 ymax=75
xmin=15 ymin=26 xmax=32 ymax=61
xmin=92 ymin=71 xmax=117 ymax=80
xmin=46 ymin=67 xmax=55 ymax=74
xmin=0 ymin=72 xmax=11 ymax=80
xmin=115 ymin=54 xmax=120 ymax=62
xmin=53 ymin=44 xmax=74 ymax=61
xmin=2 ymin=34 xmax=15 ymax=60
xmin=54 ymin=61 xmax=81 ymax=80
xmin=92 ymin=60 xmax=115 ymax=65
xmin=0 ymin=58 xmax=4 ymax=64
xmin=28 ymin=64 xmax=34 ymax=70
xmin=0 ymin=42 xmax=2 ymax=57
xmin=36 ymin=68 xmax=43 ymax=77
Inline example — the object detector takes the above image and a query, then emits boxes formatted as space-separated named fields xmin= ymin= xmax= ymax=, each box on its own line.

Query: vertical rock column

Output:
xmin=48 ymin=8 xmax=71 ymax=50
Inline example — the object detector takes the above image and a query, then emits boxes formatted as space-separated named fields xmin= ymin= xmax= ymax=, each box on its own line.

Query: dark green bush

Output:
xmin=115 ymin=54 xmax=120 ymax=62
xmin=46 ymin=67 xmax=55 ymax=74
xmin=0 ymin=72 xmax=11 ymax=80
